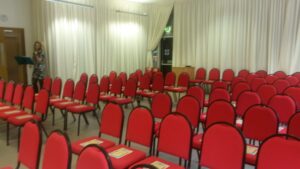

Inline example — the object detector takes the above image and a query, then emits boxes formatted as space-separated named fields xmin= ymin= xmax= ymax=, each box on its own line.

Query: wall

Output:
xmin=0 ymin=0 xmax=33 ymax=83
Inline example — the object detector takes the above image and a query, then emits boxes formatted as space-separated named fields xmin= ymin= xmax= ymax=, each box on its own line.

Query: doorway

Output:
xmin=0 ymin=27 xmax=27 ymax=84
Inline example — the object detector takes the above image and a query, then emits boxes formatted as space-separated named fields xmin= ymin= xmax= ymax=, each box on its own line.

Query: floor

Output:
xmin=0 ymin=98 xmax=255 ymax=169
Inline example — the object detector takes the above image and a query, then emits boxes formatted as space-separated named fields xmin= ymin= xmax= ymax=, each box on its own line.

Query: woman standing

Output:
xmin=32 ymin=41 xmax=46 ymax=93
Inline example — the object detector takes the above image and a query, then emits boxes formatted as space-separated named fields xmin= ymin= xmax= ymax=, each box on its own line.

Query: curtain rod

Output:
xmin=46 ymin=0 xmax=95 ymax=8
xmin=116 ymin=10 xmax=148 ymax=16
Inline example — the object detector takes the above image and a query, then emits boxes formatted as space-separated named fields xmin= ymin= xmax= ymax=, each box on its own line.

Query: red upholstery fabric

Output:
xmin=89 ymin=74 xmax=98 ymax=85
xmin=164 ymin=71 xmax=176 ymax=87
xmin=53 ymin=101 xmax=80 ymax=110
xmin=110 ymin=78 xmax=122 ymax=95
xmin=265 ymin=75 xmax=279 ymax=84
xmin=284 ymin=87 xmax=300 ymax=111
xmin=51 ymin=77 xmax=62 ymax=97
xmin=61 ymin=79 xmax=75 ymax=99
xmin=273 ymin=71 xmax=287 ymax=79
xmin=237 ymin=69 xmax=250 ymax=79
xmin=292 ymin=72 xmax=300 ymax=81
xmin=99 ymin=76 xmax=110 ymax=94
xmin=139 ymin=91 xmax=157 ymax=98
xmin=0 ymin=109 xmax=26 ymax=120
xmin=207 ymin=88 xmax=230 ymax=106
xmin=8 ymin=114 xmax=41 ymax=125
xmin=222 ymin=69 xmax=234 ymax=82
xmin=109 ymin=71 xmax=117 ymax=84
xmin=231 ymin=82 xmax=250 ymax=101
xmin=205 ymin=68 xmax=220 ymax=82
xmin=250 ymin=78 xmax=266 ymax=91
xmin=118 ymin=72 xmax=127 ymax=87
xmin=42 ymin=76 xmax=52 ymax=92
xmin=79 ymin=73 xmax=88 ymax=87
xmin=176 ymin=96 xmax=200 ymax=129
xmin=236 ymin=91 xmax=261 ymax=116
xmin=150 ymin=74 xmax=164 ymax=92
xmin=66 ymin=105 xmax=95 ymax=113
xmin=138 ymin=74 xmax=151 ymax=91
xmin=288 ymin=113 xmax=300 ymax=138
xmin=107 ymin=145 xmax=146 ymax=169
xmin=192 ymin=133 xmax=203 ymax=149
xmin=246 ymin=74 xmax=259 ymax=84
xmin=211 ymin=81 xmax=228 ymax=91
xmin=165 ymin=86 xmax=187 ymax=92
xmin=257 ymin=84 xmax=277 ymax=105
xmin=0 ymin=80 xmax=5 ymax=100
xmin=187 ymin=86 xmax=205 ymax=108
xmin=21 ymin=86 xmax=34 ymax=110
xmin=129 ymin=156 xmax=185 ymax=169
xmin=273 ymin=79 xmax=290 ymax=94
xmin=35 ymin=90 xmax=49 ymax=115
xmin=255 ymin=70 xmax=268 ymax=78
xmin=268 ymin=95 xmax=296 ymax=124
xmin=112 ymin=98 xmax=133 ymax=104
xmin=177 ymin=72 xmax=190 ymax=88
xmin=3 ymin=81 xmax=14 ymax=103
xmin=200 ymin=123 xmax=245 ymax=169
xmin=11 ymin=84 xmax=24 ymax=106
xmin=286 ymin=76 xmax=299 ymax=86
xmin=231 ymin=77 xmax=246 ymax=90
xmin=191 ymin=67 xmax=206 ymax=83
xmin=72 ymin=136 xmax=115 ymax=154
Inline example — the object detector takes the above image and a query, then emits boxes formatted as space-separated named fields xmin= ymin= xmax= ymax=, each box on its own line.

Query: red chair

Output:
xmin=165 ymin=72 xmax=190 ymax=98
xmin=71 ymin=103 xmax=124 ymax=154
xmin=99 ymin=78 xmax=122 ymax=102
xmin=140 ymin=74 xmax=164 ymax=100
xmin=89 ymin=74 xmax=98 ymax=85
xmin=286 ymin=76 xmax=299 ymax=86
xmin=236 ymin=91 xmax=261 ymax=117
xmin=265 ymin=75 xmax=279 ymax=84
xmin=222 ymin=69 xmax=234 ymax=84
xmin=255 ymin=70 xmax=268 ymax=78
xmin=273 ymin=79 xmax=290 ymax=94
xmin=256 ymin=135 xmax=300 ymax=169
xmin=242 ymin=105 xmax=278 ymax=165
xmin=176 ymin=96 xmax=201 ymax=132
xmin=99 ymin=76 xmax=110 ymax=96
xmin=0 ymin=81 xmax=14 ymax=107
xmin=246 ymin=73 xmax=259 ymax=84
xmin=205 ymin=88 xmax=230 ymax=107
xmin=273 ymin=71 xmax=287 ymax=79
xmin=231 ymin=77 xmax=246 ymax=91
xmin=164 ymin=71 xmax=176 ymax=88
xmin=6 ymin=89 xmax=49 ymax=145
xmin=292 ymin=72 xmax=300 ymax=81
xmin=237 ymin=69 xmax=250 ymax=79
xmin=118 ymin=72 xmax=127 ymax=87
xmin=250 ymin=78 xmax=266 ymax=91
xmin=41 ymin=130 xmax=72 ymax=169
xmin=0 ymin=121 xmax=42 ymax=169
xmin=231 ymin=82 xmax=250 ymax=103
xmin=257 ymin=84 xmax=277 ymax=105
xmin=135 ymin=69 xmax=143 ymax=81
xmin=130 ymin=164 xmax=157 ymax=169
xmin=203 ymin=68 xmax=220 ymax=89
xmin=0 ymin=79 xmax=5 ymax=101
xmin=211 ymin=81 xmax=228 ymax=91
xmin=129 ymin=73 xmax=138 ymax=80
xmin=287 ymin=113 xmax=300 ymax=138
xmin=79 ymin=73 xmax=88 ymax=87
xmin=76 ymin=145 xmax=113 ymax=169
xmin=190 ymin=67 xmax=206 ymax=84
xmin=131 ymin=113 xmax=193 ymax=168
xmin=137 ymin=74 xmax=151 ymax=93
xmin=50 ymin=77 xmax=62 ymax=99
xmin=284 ymin=87 xmax=300 ymax=111
xmin=109 ymin=71 xmax=117 ymax=84
xmin=187 ymin=86 xmax=205 ymax=110
xmin=193 ymin=101 xmax=236 ymax=151
xmin=0 ymin=83 xmax=23 ymax=112
xmin=199 ymin=123 xmax=245 ymax=169
xmin=66 ymin=83 xmax=100 ymax=135
xmin=106 ymin=107 xmax=154 ymax=169
xmin=42 ymin=76 xmax=52 ymax=92
xmin=110 ymin=78 xmax=137 ymax=108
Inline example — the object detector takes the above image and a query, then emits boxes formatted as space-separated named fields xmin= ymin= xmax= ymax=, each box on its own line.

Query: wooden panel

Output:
xmin=172 ymin=66 xmax=195 ymax=82
xmin=0 ymin=28 xmax=7 ymax=80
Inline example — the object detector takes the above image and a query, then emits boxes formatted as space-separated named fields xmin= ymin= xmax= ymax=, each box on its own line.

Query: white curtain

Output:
xmin=146 ymin=4 xmax=173 ymax=67
xmin=174 ymin=0 xmax=300 ymax=74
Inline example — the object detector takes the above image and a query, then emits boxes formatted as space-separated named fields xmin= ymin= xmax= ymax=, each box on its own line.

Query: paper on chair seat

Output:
xmin=236 ymin=119 xmax=243 ymax=125
xmin=80 ymin=139 xmax=103 ymax=147
xmin=73 ymin=105 xmax=86 ymax=109
xmin=151 ymin=161 xmax=170 ymax=169
xmin=246 ymin=145 xmax=258 ymax=155
xmin=109 ymin=147 xmax=133 ymax=159
xmin=5 ymin=110 xmax=21 ymax=115
xmin=16 ymin=114 xmax=33 ymax=120
xmin=60 ymin=101 xmax=73 ymax=105
xmin=0 ymin=106 xmax=10 ymax=110
xmin=51 ymin=98 xmax=61 ymax=102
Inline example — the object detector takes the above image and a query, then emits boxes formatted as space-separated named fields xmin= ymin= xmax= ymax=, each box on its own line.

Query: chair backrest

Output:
xmin=273 ymin=79 xmax=290 ymax=94
xmin=257 ymin=84 xmax=277 ymax=105
xmin=268 ymin=95 xmax=296 ymax=124
xmin=286 ymin=76 xmax=299 ymax=86
xmin=287 ymin=113 xmax=300 ymax=138
xmin=89 ymin=74 xmax=98 ymax=85
xmin=246 ymin=73 xmax=259 ymax=84
xmin=292 ymin=72 xmax=300 ymax=81
xmin=284 ymin=87 xmax=300 ymax=111
xmin=255 ymin=70 xmax=268 ymax=78
xmin=22 ymin=86 xmax=35 ymax=111
xmin=76 ymin=145 xmax=113 ymax=169
xmin=79 ymin=73 xmax=88 ymax=87
xmin=151 ymin=93 xmax=172 ymax=119
xmin=222 ymin=69 xmax=234 ymax=82
xmin=3 ymin=81 xmax=15 ymax=103
xmin=151 ymin=73 xmax=164 ymax=92
xmin=208 ymin=68 xmax=220 ymax=81
xmin=86 ymin=83 xmax=99 ymax=105
xmin=194 ymin=67 xmax=206 ymax=80
xmin=231 ymin=82 xmax=251 ymax=101
xmin=118 ymin=72 xmax=127 ymax=86
xmin=51 ymin=77 xmax=62 ymax=97
xmin=108 ymin=71 xmax=117 ymax=84
xmin=99 ymin=76 xmax=110 ymax=94
xmin=131 ymin=164 xmax=157 ymax=169
xmin=187 ymin=86 xmax=205 ymax=108
xmin=135 ymin=69 xmax=143 ymax=81
xmin=237 ymin=69 xmax=250 ymax=79
xmin=200 ymin=123 xmax=245 ymax=169
xmin=139 ymin=74 xmax=151 ymax=91
xmin=129 ymin=73 xmax=137 ymax=80
xmin=123 ymin=78 xmax=137 ymax=97
xmin=42 ymin=76 xmax=52 ymax=92
xmin=177 ymin=72 xmax=190 ymax=87
xmin=42 ymin=130 xmax=72 ymax=169
xmin=176 ymin=96 xmax=200 ymax=129
xmin=236 ymin=91 xmax=261 ymax=116
xmin=256 ymin=135 xmax=300 ymax=169
xmin=73 ymin=81 xmax=86 ymax=101
xmin=99 ymin=103 xmax=124 ymax=143
xmin=126 ymin=107 xmax=154 ymax=148
xmin=250 ymin=78 xmax=266 ymax=91
xmin=62 ymin=79 xmax=74 ymax=99
xmin=35 ymin=89 xmax=49 ymax=115
xmin=273 ymin=71 xmax=287 ymax=79
xmin=18 ymin=121 xmax=42 ymax=169
xmin=265 ymin=75 xmax=279 ymax=84
xmin=12 ymin=83 xmax=24 ymax=106
xmin=110 ymin=77 xmax=122 ymax=95
xmin=164 ymin=71 xmax=176 ymax=86
xmin=0 ymin=80 xmax=5 ymax=100
xmin=231 ymin=77 xmax=246 ymax=90
xmin=205 ymin=100 xmax=236 ymax=128
xmin=211 ymin=81 xmax=228 ymax=91
xmin=158 ymin=113 xmax=192 ymax=161
xmin=208 ymin=88 xmax=230 ymax=105
xmin=242 ymin=105 xmax=278 ymax=141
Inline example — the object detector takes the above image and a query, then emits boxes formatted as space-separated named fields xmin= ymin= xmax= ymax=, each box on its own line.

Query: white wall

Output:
xmin=0 ymin=0 xmax=33 ymax=83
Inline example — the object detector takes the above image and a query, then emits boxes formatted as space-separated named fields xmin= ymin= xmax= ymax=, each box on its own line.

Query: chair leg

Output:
xmin=40 ymin=123 xmax=48 ymax=137
xmin=77 ymin=115 xmax=81 ymax=136
xmin=82 ymin=113 xmax=89 ymax=125
xmin=6 ymin=122 xmax=10 ymax=146
xmin=64 ymin=110 xmax=68 ymax=131
xmin=72 ymin=113 xmax=76 ymax=122
xmin=16 ymin=162 xmax=20 ymax=169
xmin=52 ymin=111 xmax=55 ymax=126
xmin=17 ymin=127 xmax=21 ymax=151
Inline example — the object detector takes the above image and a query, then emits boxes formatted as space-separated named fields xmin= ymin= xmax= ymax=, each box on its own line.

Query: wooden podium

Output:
xmin=172 ymin=66 xmax=195 ymax=82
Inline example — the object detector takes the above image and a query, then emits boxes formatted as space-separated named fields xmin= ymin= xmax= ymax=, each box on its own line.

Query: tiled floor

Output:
xmin=0 ymin=99 xmax=254 ymax=169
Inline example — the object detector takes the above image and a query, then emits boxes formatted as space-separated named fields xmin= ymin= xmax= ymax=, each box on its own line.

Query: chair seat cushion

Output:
xmin=99 ymin=95 xmax=116 ymax=101
xmin=0 ymin=105 xmax=13 ymax=111
xmin=0 ymin=109 xmax=26 ymax=120
xmin=200 ymin=114 xmax=207 ymax=123
xmin=129 ymin=156 xmax=185 ymax=169
xmin=71 ymin=136 xmax=115 ymax=154
xmin=203 ymin=80 xmax=215 ymax=84
xmin=165 ymin=86 xmax=187 ymax=92
xmin=140 ymin=91 xmax=156 ymax=98
xmin=53 ymin=101 xmax=79 ymax=110
xmin=190 ymin=79 xmax=204 ymax=84
xmin=49 ymin=98 xmax=68 ymax=105
xmin=111 ymin=98 xmax=133 ymax=104
xmin=245 ymin=145 xmax=258 ymax=165
xmin=192 ymin=133 xmax=203 ymax=150
xmin=8 ymin=114 xmax=41 ymax=126
xmin=66 ymin=104 xmax=95 ymax=113
xmin=107 ymin=145 xmax=146 ymax=169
